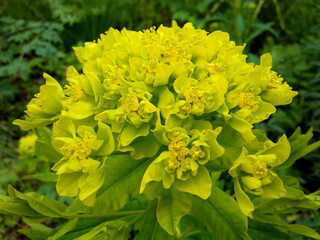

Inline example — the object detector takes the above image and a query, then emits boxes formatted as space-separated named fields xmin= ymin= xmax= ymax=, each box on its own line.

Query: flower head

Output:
xmin=228 ymin=135 xmax=291 ymax=216
xmin=14 ymin=22 xmax=298 ymax=207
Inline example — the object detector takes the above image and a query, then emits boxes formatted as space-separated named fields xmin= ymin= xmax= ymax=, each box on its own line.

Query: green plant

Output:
xmin=254 ymin=23 xmax=320 ymax=200
xmin=0 ymin=129 xmax=66 ymax=240
xmin=3 ymin=23 xmax=320 ymax=239
xmin=42 ymin=0 xmax=170 ymax=49
xmin=0 ymin=17 xmax=63 ymax=81
xmin=0 ymin=16 xmax=65 ymax=143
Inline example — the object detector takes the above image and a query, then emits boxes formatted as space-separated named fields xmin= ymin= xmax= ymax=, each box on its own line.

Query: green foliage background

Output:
xmin=0 ymin=0 xmax=319 ymax=239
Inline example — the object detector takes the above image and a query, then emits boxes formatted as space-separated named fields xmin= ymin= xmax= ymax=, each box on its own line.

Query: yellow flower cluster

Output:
xmin=165 ymin=131 xmax=201 ymax=180
xmin=14 ymin=22 xmax=298 ymax=208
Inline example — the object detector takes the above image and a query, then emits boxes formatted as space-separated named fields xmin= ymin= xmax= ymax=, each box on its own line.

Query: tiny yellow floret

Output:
xmin=267 ymin=71 xmax=283 ymax=89
xmin=252 ymin=161 xmax=268 ymax=179
xmin=65 ymin=85 xmax=84 ymax=102
xmin=238 ymin=92 xmax=255 ymax=109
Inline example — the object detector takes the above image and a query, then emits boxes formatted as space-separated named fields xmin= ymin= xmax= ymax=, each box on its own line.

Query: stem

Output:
xmin=272 ymin=0 xmax=288 ymax=33
xmin=127 ymin=200 xmax=157 ymax=227
xmin=252 ymin=0 xmax=265 ymax=20
xmin=65 ymin=210 xmax=145 ymax=219
xmin=207 ymin=0 xmax=226 ymax=17
xmin=233 ymin=0 xmax=243 ymax=44
xmin=65 ymin=200 xmax=157 ymax=221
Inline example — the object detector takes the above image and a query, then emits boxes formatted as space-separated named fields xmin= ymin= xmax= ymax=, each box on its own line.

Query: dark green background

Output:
xmin=0 ymin=0 xmax=319 ymax=238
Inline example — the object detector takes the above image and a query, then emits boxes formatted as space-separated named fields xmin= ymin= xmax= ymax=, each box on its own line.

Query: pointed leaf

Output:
xmin=23 ymin=172 xmax=58 ymax=182
xmin=48 ymin=218 xmax=78 ymax=240
xmin=19 ymin=217 xmax=52 ymax=240
xmin=248 ymin=219 xmax=291 ymax=240
xmin=192 ymin=186 xmax=251 ymax=240
xmin=0 ymin=195 xmax=41 ymax=217
xmin=74 ymin=220 xmax=128 ymax=240
xmin=285 ymin=225 xmax=320 ymax=239
xmin=156 ymin=188 xmax=193 ymax=235
xmin=8 ymin=185 xmax=67 ymax=217
xmin=135 ymin=206 xmax=175 ymax=240
xmin=277 ymin=128 xmax=320 ymax=170
xmin=67 ymin=155 xmax=152 ymax=214
xmin=254 ymin=213 xmax=320 ymax=239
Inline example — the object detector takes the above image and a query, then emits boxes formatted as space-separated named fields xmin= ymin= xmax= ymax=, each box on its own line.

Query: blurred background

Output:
xmin=0 ymin=0 xmax=319 ymax=238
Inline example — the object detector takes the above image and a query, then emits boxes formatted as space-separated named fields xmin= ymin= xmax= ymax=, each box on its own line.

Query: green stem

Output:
xmin=65 ymin=210 xmax=145 ymax=219
xmin=252 ymin=0 xmax=265 ymax=20
xmin=207 ymin=0 xmax=226 ymax=17
xmin=127 ymin=200 xmax=157 ymax=227
xmin=272 ymin=0 xmax=288 ymax=32
xmin=66 ymin=201 xmax=157 ymax=221
xmin=232 ymin=0 xmax=243 ymax=44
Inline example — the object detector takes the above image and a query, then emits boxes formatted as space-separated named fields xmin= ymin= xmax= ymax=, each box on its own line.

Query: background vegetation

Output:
xmin=0 ymin=0 xmax=319 ymax=239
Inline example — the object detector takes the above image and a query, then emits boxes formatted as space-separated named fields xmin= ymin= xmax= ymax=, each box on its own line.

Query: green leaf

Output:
xmin=285 ymin=224 xmax=320 ymax=239
xmin=192 ymin=186 xmax=251 ymax=240
xmin=254 ymin=213 xmax=320 ymax=239
xmin=277 ymin=128 xmax=320 ymax=170
xmin=19 ymin=217 xmax=52 ymax=240
xmin=252 ymin=186 xmax=319 ymax=214
xmin=48 ymin=218 xmax=78 ymax=240
xmin=0 ymin=167 xmax=19 ymax=185
xmin=156 ymin=188 xmax=193 ymax=235
xmin=0 ymin=195 xmax=41 ymax=217
xmin=135 ymin=207 xmax=175 ymax=240
xmin=248 ymin=219 xmax=291 ymax=240
xmin=74 ymin=220 xmax=128 ymax=240
xmin=8 ymin=185 xmax=67 ymax=217
xmin=51 ymin=218 xmax=110 ymax=240
xmin=246 ymin=22 xmax=278 ymax=43
xmin=67 ymin=155 xmax=152 ymax=214
xmin=23 ymin=172 xmax=58 ymax=182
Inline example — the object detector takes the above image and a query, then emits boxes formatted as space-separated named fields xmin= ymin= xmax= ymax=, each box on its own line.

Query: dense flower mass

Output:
xmin=14 ymin=22 xmax=298 ymax=211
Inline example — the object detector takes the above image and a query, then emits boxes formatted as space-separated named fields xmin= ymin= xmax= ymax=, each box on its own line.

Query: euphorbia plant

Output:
xmin=3 ymin=22 xmax=319 ymax=239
